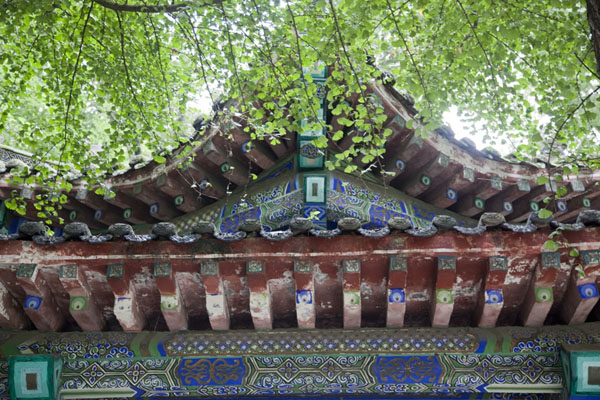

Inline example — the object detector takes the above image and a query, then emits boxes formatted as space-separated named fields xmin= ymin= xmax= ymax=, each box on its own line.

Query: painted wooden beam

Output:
xmin=431 ymin=255 xmax=457 ymax=328
xmin=0 ymin=281 xmax=28 ymax=329
xmin=60 ymin=197 xmax=105 ymax=229
xmin=520 ymin=252 xmax=561 ymax=326
xmin=154 ymin=261 xmax=188 ymax=331
xmin=384 ymin=134 xmax=439 ymax=185
xmin=560 ymin=249 xmax=600 ymax=324
xmin=225 ymin=121 xmax=277 ymax=171
xmin=452 ymin=193 xmax=486 ymax=217
xmin=155 ymin=172 xmax=204 ymax=214
xmin=342 ymin=259 xmax=361 ymax=329
xmin=507 ymin=185 xmax=555 ymax=222
xmin=73 ymin=188 xmax=124 ymax=226
xmin=201 ymin=140 xmax=249 ymax=186
xmin=16 ymin=264 xmax=64 ymax=331
xmin=420 ymin=167 xmax=476 ymax=209
xmin=386 ymin=256 xmax=407 ymax=327
xmin=58 ymin=264 xmax=104 ymax=331
xmin=183 ymin=162 xmax=227 ymax=199
xmin=293 ymin=260 xmax=315 ymax=329
xmin=246 ymin=260 xmax=273 ymax=330
xmin=123 ymin=183 xmax=182 ymax=221
xmin=106 ymin=263 xmax=145 ymax=332
xmin=484 ymin=180 xmax=532 ymax=216
xmin=102 ymin=189 xmax=158 ymax=224
xmin=558 ymin=191 xmax=600 ymax=222
xmin=399 ymin=154 xmax=457 ymax=198
xmin=201 ymin=260 xmax=230 ymax=330
xmin=476 ymin=256 xmax=509 ymax=327
xmin=451 ymin=174 xmax=504 ymax=216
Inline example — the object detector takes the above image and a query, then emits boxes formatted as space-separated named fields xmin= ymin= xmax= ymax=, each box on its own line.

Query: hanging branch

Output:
xmin=56 ymin=1 xmax=95 ymax=179
xmin=285 ymin=1 xmax=327 ymax=132
xmin=218 ymin=2 xmax=246 ymax=108
xmin=116 ymin=9 xmax=159 ymax=145
xmin=178 ymin=11 xmax=217 ymax=105
xmin=327 ymin=0 xmax=366 ymax=101
xmin=248 ymin=0 xmax=292 ymax=104
xmin=574 ymin=51 xmax=600 ymax=80
xmin=385 ymin=0 xmax=432 ymax=115
xmin=455 ymin=0 xmax=518 ymax=151
xmin=141 ymin=12 xmax=172 ymax=114
xmin=91 ymin=0 xmax=204 ymax=13
xmin=328 ymin=0 xmax=389 ymax=180
xmin=546 ymin=84 xmax=600 ymax=166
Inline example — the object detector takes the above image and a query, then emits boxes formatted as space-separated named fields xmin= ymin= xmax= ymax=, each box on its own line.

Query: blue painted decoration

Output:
xmin=296 ymin=290 xmax=313 ymax=305
xmin=578 ymin=283 xmax=599 ymax=299
xmin=485 ymin=289 xmax=503 ymax=304
xmin=388 ymin=288 xmax=405 ymax=303
xmin=24 ymin=295 xmax=42 ymax=310
xmin=446 ymin=188 xmax=457 ymax=200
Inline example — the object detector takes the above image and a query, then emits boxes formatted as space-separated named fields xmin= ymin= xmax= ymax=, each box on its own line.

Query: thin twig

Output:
xmin=179 ymin=11 xmax=216 ymax=104
xmin=56 ymin=1 xmax=94 ymax=182
xmin=546 ymin=84 xmax=600 ymax=166
xmin=285 ymin=1 xmax=327 ymax=132
xmin=574 ymin=52 xmax=600 ymax=80
xmin=385 ymin=0 xmax=432 ymax=114
xmin=116 ymin=9 xmax=159 ymax=146
xmin=218 ymin=2 xmax=246 ymax=108
xmin=91 ymin=0 xmax=206 ymax=13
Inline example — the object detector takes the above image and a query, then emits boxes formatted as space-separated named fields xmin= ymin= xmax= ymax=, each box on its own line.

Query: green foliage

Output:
xmin=0 ymin=0 xmax=599 ymax=221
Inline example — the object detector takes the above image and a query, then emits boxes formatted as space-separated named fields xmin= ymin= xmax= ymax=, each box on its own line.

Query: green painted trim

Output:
xmin=148 ymin=332 xmax=170 ymax=357
xmin=482 ymin=330 xmax=497 ymax=354
xmin=1 ymin=331 xmax=38 ymax=358
xmin=130 ymin=331 xmax=148 ymax=357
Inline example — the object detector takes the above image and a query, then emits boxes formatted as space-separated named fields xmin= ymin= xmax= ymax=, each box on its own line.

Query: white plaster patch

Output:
xmin=85 ymin=270 xmax=108 ymax=283
xmin=408 ymin=291 xmax=430 ymax=301
xmin=0 ymin=283 xmax=9 ymax=320
xmin=176 ymin=272 xmax=203 ymax=284
xmin=360 ymin=282 xmax=374 ymax=296
xmin=504 ymin=273 xmax=524 ymax=285
xmin=283 ymin=270 xmax=294 ymax=280
xmin=454 ymin=280 xmax=481 ymax=297
xmin=313 ymin=266 xmax=328 ymax=284
xmin=206 ymin=293 xmax=227 ymax=318
xmin=114 ymin=296 xmax=135 ymax=323
xmin=297 ymin=301 xmax=314 ymax=320
xmin=250 ymin=292 xmax=269 ymax=309
xmin=134 ymin=268 xmax=155 ymax=289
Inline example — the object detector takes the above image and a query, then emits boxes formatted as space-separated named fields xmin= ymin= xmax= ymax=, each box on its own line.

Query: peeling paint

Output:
xmin=313 ymin=265 xmax=328 ymax=284
xmin=0 ymin=283 xmax=9 ymax=321
xmin=360 ymin=282 xmax=374 ymax=296
xmin=408 ymin=291 xmax=430 ymax=301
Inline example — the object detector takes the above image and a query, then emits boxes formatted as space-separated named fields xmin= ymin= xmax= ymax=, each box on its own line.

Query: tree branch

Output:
xmin=58 ymin=1 xmax=94 ymax=177
xmin=546 ymin=84 xmax=600 ymax=165
xmin=385 ymin=0 xmax=432 ymax=114
xmin=91 ymin=0 xmax=192 ymax=13
xmin=574 ymin=51 xmax=600 ymax=80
